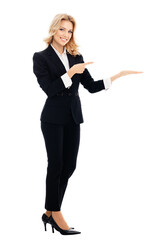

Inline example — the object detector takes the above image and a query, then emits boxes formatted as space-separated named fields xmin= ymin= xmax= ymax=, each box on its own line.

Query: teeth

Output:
xmin=61 ymin=38 xmax=67 ymax=41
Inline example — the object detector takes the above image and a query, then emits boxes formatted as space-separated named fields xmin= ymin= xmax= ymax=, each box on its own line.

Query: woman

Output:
xmin=32 ymin=13 xmax=143 ymax=235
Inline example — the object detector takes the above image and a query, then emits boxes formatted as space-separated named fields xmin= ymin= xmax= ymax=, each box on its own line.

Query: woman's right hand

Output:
xmin=67 ymin=62 xmax=94 ymax=78
xmin=72 ymin=62 xmax=94 ymax=74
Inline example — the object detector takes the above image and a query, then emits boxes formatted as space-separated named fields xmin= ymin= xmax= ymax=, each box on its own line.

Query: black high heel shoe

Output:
xmin=49 ymin=215 xmax=81 ymax=235
xmin=42 ymin=213 xmax=51 ymax=231
xmin=42 ymin=213 xmax=74 ymax=231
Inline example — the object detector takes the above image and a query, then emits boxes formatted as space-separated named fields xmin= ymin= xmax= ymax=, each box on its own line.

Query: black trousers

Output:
xmin=41 ymin=113 xmax=80 ymax=211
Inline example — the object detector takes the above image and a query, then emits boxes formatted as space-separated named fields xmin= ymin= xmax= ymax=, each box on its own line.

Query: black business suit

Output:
xmin=33 ymin=44 xmax=107 ymax=211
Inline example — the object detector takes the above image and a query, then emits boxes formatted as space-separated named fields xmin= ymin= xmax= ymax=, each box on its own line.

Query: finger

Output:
xmin=129 ymin=71 xmax=144 ymax=74
xmin=133 ymin=71 xmax=144 ymax=73
xmin=84 ymin=62 xmax=94 ymax=65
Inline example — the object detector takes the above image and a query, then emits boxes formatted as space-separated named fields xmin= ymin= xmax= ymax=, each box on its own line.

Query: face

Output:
xmin=52 ymin=20 xmax=73 ymax=48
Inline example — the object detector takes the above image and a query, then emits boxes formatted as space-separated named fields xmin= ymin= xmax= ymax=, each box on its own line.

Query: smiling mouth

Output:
xmin=60 ymin=37 xmax=68 ymax=42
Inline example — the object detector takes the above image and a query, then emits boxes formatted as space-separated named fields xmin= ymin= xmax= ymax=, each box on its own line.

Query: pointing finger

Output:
xmin=131 ymin=71 xmax=144 ymax=73
xmin=84 ymin=62 xmax=94 ymax=65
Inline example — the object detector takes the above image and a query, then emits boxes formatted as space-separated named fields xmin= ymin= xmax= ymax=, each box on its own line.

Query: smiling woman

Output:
xmin=43 ymin=14 xmax=80 ymax=56
xmin=32 ymin=12 xmax=143 ymax=236
xmin=52 ymin=21 xmax=73 ymax=52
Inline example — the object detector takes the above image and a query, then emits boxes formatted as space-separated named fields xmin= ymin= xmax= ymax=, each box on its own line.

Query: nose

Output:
xmin=63 ymin=30 xmax=69 ymax=38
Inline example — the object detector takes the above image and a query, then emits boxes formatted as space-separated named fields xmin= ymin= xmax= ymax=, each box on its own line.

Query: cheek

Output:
xmin=55 ymin=31 xmax=61 ymax=38
xmin=55 ymin=34 xmax=61 ymax=41
xmin=53 ymin=34 xmax=58 ymax=39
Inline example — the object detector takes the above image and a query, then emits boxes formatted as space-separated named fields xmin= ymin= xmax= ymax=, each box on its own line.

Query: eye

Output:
xmin=59 ymin=28 xmax=73 ymax=33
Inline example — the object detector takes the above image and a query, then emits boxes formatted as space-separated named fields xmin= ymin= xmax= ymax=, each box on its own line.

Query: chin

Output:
xmin=59 ymin=41 xmax=67 ymax=45
xmin=63 ymin=43 xmax=68 ymax=47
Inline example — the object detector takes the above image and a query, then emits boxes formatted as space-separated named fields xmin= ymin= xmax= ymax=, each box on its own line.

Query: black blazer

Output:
xmin=32 ymin=44 xmax=105 ymax=124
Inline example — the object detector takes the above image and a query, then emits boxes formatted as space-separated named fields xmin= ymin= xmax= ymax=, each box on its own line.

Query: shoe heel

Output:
xmin=52 ymin=225 xmax=54 ymax=233
xmin=44 ymin=222 xmax=47 ymax=231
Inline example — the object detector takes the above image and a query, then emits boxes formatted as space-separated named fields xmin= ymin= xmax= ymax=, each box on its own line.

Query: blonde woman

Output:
xmin=32 ymin=13 xmax=143 ymax=235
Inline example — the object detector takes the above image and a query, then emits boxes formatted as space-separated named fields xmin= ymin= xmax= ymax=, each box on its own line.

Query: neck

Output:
xmin=51 ymin=40 xmax=64 ymax=54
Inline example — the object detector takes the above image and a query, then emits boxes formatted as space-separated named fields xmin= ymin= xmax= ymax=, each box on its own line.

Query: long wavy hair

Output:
xmin=43 ymin=13 xmax=80 ymax=56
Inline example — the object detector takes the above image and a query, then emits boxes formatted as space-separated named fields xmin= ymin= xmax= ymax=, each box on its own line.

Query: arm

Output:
xmin=78 ymin=56 xmax=143 ymax=92
xmin=33 ymin=52 xmax=72 ymax=97
xmin=79 ymin=55 xmax=107 ymax=93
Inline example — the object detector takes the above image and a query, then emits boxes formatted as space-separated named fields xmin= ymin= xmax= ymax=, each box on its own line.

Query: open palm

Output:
xmin=120 ymin=70 xmax=144 ymax=77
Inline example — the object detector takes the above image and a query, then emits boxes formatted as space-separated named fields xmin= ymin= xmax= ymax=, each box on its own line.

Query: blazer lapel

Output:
xmin=66 ymin=51 xmax=76 ymax=68
xmin=46 ymin=44 xmax=76 ymax=75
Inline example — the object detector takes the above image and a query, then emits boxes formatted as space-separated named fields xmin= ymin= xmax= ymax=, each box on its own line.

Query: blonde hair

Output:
xmin=43 ymin=13 xmax=80 ymax=56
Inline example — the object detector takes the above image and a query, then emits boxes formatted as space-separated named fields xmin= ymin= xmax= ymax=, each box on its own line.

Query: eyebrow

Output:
xmin=60 ymin=26 xmax=73 ymax=31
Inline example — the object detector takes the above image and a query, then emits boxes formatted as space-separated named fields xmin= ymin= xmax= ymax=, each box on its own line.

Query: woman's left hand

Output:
xmin=119 ymin=70 xmax=144 ymax=77
xmin=111 ymin=70 xmax=144 ymax=82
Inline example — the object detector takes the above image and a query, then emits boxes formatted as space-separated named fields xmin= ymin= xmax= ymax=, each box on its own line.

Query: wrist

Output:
xmin=111 ymin=72 xmax=121 ymax=82
xmin=67 ymin=67 xmax=75 ymax=78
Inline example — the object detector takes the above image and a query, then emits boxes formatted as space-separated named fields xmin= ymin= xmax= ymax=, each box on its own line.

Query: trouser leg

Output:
xmin=41 ymin=121 xmax=64 ymax=211
xmin=59 ymin=118 xmax=80 ymax=208
xmin=41 ymin=118 xmax=80 ymax=211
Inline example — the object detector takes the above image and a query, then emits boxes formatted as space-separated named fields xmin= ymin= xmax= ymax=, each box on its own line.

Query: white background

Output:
xmin=0 ymin=0 xmax=166 ymax=239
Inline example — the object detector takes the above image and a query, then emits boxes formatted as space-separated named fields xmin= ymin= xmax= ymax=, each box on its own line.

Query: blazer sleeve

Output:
xmin=79 ymin=55 xmax=105 ymax=93
xmin=32 ymin=52 xmax=67 ymax=97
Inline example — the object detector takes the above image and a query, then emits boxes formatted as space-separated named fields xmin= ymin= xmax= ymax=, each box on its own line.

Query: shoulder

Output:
xmin=33 ymin=51 xmax=45 ymax=58
xmin=32 ymin=51 xmax=45 ymax=64
xmin=33 ymin=51 xmax=49 ymax=67
xmin=32 ymin=50 xmax=48 ymax=67
xmin=32 ymin=45 xmax=50 ymax=60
